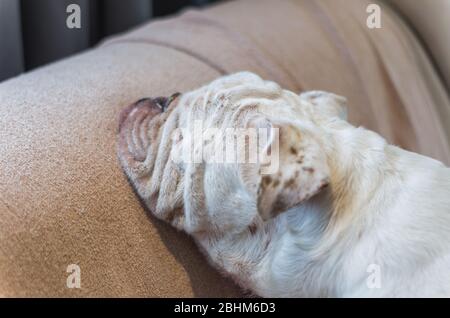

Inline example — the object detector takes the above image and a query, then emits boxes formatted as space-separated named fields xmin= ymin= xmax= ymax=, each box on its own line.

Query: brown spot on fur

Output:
xmin=272 ymin=179 xmax=280 ymax=187
xmin=290 ymin=146 xmax=298 ymax=155
xmin=303 ymin=167 xmax=314 ymax=173
xmin=262 ymin=176 xmax=272 ymax=186
xmin=284 ymin=178 xmax=296 ymax=188
xmin=248 ymin=223 xmax=258 ymax=235
xmin=166 ymin=207 xmax=184 ymax=225
xmin=296 ymin=155 xmax=305 ymax=164
xmin=234 ymin=261 xmax=248 ymax=276
xmin=271 ymin=197 xmax=287 ymax=217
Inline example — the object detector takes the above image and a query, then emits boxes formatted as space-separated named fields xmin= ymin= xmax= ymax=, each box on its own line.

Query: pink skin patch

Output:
xmin=118 ymin=98 xmax=163 ymax=164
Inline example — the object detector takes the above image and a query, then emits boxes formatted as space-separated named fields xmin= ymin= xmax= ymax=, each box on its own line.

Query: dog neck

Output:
xmin=195 ymin=122 xmax=394 ymax=297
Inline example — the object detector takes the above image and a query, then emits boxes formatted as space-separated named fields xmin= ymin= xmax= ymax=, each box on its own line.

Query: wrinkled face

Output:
xmin=118 ymin=72 xmax=347 ymax=236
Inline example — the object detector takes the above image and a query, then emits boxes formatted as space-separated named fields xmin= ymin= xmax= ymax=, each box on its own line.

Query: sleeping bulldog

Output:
xmin=117 ymin=72 xmax=450 ymax=297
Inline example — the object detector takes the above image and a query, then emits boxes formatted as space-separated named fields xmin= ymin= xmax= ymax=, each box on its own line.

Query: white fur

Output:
xmin=118 ymin=72 xmax=450 ymax=297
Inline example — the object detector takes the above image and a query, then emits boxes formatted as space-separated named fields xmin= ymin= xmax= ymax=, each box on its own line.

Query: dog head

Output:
xmin=118 ymin=72 xmax=347 ymax=236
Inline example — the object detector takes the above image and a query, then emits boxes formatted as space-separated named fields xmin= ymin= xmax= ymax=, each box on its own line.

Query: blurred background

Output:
xmin=0 ymin=0 xmax=449 ymax=90
xmin=0 ymin=0 xmax=221 ymax=82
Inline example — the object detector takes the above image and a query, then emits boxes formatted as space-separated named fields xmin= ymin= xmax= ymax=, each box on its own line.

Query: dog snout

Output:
xmin=118 ymin=93 xmax=181 ymax=132
xmin=154 ymin=92 xmax=181 ymax=112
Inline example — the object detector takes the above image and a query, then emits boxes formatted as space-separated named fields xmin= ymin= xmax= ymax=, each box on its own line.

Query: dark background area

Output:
xmin=0 ymin=0 xmax=221 ymax=82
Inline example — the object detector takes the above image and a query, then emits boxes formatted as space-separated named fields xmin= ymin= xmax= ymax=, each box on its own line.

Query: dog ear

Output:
xmin=300 ymin=91 xmax=348 ymax=120
xmin=242 ymin=117 xmax=330 ymax=221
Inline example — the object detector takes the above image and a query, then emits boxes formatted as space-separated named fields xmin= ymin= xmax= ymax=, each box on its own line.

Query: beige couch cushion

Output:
xmin=0 ymin=0 xmax=448 ymax=296
xmin=389 ymin=0 xmax=450 ymax=90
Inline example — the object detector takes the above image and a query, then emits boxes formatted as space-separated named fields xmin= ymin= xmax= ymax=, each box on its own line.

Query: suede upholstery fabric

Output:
xmin=389 ymin=0 xmax=450 ymax=90
xmin=0 ymin=0 xmax=448 ymax=297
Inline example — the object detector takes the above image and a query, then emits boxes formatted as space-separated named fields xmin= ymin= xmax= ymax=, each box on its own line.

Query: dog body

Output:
xmin=118 ymin=72 xmax=450 ymax=297
xmin=196 ymin=118 xmax=450 ymax=297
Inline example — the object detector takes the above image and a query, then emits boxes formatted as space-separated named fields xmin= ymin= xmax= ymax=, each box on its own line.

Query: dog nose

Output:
xmin=156 ymin=92 xmax=181 ymax=112
xmin=118 ymin=93 xmax=181 ymax=132
xmin=136 ymin=97 xmax=165 ymax=112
